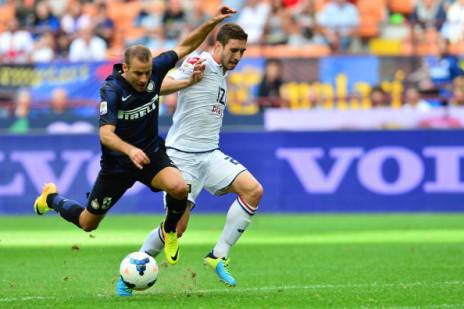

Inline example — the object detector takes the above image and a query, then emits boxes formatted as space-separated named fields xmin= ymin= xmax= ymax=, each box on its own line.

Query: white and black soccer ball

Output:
xmin=119 ymin=251 xmax=159 ymax=290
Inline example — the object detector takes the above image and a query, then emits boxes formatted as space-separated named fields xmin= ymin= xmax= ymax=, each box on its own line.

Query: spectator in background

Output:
xmin=49 ymin=87 xmax=95 ymax=117
xmin=130 ymin=1 xmax=166 ymax=50
xmin=369 ymin=86 xmax=389 ymax=108
xmin=14 ymin=0 xmax=36 ymax=28
xmin=291 ymin=0 xmax=323 ymax=45
xmin=69 ymin=24 xmax=107 ymax=62
xmin=0 ymin=18 xmax=34 ymax=63
xmin=441 ymin=0 xmax=464 ymax=44
xmin=135 ymin=0 xmax=163 ymax=30
xmin=422 ymin=40 xmax=463 ymax=103
xmin=186 ymin=0 xmax=211 ymax=30
xmin=401 ymin=87 xmax=434 ymax=111
xmin=93 ymin=2 xmax=115 ymax=47
xmin=9 ymin=89 xmax=31 ymax=134
xmin=54 ymin=28 xmax=71 ymax=59
xmin=44 ymin=88 xmax=95 ymax=134
xmin=285 ymin=15 xmax=309 ymax=46
xmin=162 ymin=0 xmax=188 ymax=47
xmin=410 ymin=0 xmax=447 ymax=33
xmin=262 ymin=0 xmax=290 ymax=45
xmin=32 ymin=1 xmax=60 ymax=38
xmin=236 ymin=0 xmax=270 ymax=44
xmin=410 ymin=0 xmax=447 ymax=45
xmin=48 ymin=88 xmax=71 ymax=117
xmin=47 ymin=0 xmax=70 ymax=18
xmin=61 ymin=0 xmax=91 ymax=39
xmin=30 ymin=30 xmax=55 ymax=62
xmin=317 ymin=0 xmax=359 ymax=53
xmin=185 ymin=0 xmax=215 ymax=49
xmin=257 ymin=58 xmax=284 ymax=109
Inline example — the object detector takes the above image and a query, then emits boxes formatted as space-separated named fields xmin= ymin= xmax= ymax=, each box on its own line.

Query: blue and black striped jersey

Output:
xmin=98 ymin=50 xmax=178 ymax=172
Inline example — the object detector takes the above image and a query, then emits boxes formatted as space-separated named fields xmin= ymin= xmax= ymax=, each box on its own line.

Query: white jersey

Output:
xmin=165 ymin=51 xmax=228 ymax=152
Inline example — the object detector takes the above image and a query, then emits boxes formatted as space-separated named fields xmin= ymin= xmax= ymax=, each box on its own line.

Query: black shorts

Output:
xmin=86 ymin=148 xmax=176 ymax=214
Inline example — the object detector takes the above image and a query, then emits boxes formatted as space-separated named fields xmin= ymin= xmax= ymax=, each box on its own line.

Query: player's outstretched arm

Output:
xmin=99 ymin=125 xmax=150 ymax=170
xmin=172 ymin=6 xmax=236 ymax=60
xmin=160 ymin=59 xmax=206 ymax=95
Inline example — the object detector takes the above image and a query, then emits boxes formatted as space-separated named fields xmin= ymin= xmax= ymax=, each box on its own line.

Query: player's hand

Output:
xmin=189 ymin=59 xmax=205 ymax=85
xmin=213 ymin=6 xmax=236 ymax=23
xmin=128 ymin=147 xmax=150 ymax=170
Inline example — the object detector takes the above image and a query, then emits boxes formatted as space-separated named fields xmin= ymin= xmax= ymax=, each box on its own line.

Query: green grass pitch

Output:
xmin=1 ymin=214 xmax=464 ymax=308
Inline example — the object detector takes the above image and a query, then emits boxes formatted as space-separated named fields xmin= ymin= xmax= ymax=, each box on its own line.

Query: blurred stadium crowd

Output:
xmin=0 ymin=0 xmax=464 ymax=133
xmin=0 ymin=0 xmax=464 ymax=59
xmin=2 ymin=0 xmax=464 ymax=60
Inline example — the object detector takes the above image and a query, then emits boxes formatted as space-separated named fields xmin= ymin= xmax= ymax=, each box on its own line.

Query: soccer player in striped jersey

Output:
xmin=32 ymin=6 xmax=238 ymax=297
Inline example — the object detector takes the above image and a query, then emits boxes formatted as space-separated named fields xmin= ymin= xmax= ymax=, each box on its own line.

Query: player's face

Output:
xmin=123 ymin=58 xmax=152 ymax=92
xmin=220 ymin=39 xmax=247 ymax=71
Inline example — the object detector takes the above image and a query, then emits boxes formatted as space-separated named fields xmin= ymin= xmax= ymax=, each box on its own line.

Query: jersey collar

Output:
xmin=205 ymin=52 xmax=228 ymax=77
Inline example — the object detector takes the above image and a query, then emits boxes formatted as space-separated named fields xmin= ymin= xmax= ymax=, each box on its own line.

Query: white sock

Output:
xmin=140 ymin=225 xmax=164 ymax=257
xmin=213 ymin=197 xmax=257 ymax=258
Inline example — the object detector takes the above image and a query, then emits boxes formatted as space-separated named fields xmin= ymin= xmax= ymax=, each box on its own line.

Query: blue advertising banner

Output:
xmin=319 ymin=56 xmax=380 ymax=91
xmin=1 ymin=131 xmax=463 ymax=214
xmin=0 ymin=62 xmax=113 ymax=102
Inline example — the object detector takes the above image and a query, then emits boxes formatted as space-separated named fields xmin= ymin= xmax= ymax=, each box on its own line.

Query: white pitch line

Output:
xmin=1 ymin=281 xmax=463 ymax=302
xmin=396 ymin=304 xmax=464 ymax=309
xmin=0 ymin=296 xmax=55 ymax=302
xmin=178 ymin=280 xmax=464 ymax=295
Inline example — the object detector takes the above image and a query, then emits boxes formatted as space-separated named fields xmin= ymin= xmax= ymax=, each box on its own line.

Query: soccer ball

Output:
xmin=119 ymin=251 xmax=159 ymax=291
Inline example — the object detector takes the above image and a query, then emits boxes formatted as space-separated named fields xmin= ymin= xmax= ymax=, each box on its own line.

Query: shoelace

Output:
xmin=165 ymin=232 xmax=177 ymax=249
xmin=221 ymin=258 xmax=232 ymax=275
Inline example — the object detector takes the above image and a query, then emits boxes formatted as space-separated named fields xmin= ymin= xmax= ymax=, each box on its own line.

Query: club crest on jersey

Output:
xmin=100 ymin=101 xmax=108 ymax=115
xmin=90 ymin=198 xmax=99 ymax=210
xmin=146 ymin=81 xmax=154 ymax=93
xmin=187 ymin=56 xmax=200 ymax=65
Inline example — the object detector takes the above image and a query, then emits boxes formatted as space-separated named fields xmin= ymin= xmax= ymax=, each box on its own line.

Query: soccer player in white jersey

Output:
xmin=140 ymin=23 xmax=263 ymax=287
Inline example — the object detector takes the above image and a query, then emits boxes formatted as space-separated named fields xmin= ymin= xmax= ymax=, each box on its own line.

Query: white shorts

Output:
xmin=166 ymin=148 xmax=247 ymax=205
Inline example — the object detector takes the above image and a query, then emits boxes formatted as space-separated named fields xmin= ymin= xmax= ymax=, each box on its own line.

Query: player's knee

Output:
xmin=248 ymin=181 xmax=264 ymax=202
xmin=166 ymin=182 xmax=188 ymax=199
xmin=80 ymin=221 xmax=99 ymax=232
xmin=241 ymin=181 xmax=263 ymax=207
xmin=253 ymin=182 xmax=264 ymax=200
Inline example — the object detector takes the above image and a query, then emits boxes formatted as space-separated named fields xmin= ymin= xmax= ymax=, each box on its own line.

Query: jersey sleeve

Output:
xmin=169 ymin=55 xmax=201 ymax=80
xmin=152 ymin=50 xmax=179 ymax=81
xmin=99 ymin=84 xmax=119 ymax=127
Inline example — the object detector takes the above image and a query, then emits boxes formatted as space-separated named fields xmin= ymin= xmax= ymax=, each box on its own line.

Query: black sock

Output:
xmin=47 ymin=193 xmax=84 ymax=228
xmin=164 ymin=194 xmax=187 ymax=233
xmin=206 ymin=251 xmax=217 ymax=259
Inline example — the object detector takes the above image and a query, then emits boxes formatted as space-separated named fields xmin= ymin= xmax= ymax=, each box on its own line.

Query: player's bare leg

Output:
xmin=79 ymin=209 xmax=105 ymax=232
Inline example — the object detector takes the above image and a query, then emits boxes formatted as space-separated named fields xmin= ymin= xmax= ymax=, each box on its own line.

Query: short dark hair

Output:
xmin=216 ymin=23 xmax=248 ymax=46
xmin=124 ymin=45 xmax=152 ymax=66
